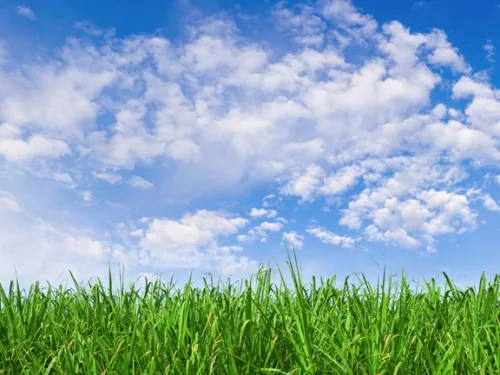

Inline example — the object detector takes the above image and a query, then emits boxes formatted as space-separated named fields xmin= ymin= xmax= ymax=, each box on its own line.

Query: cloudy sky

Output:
xmin=0 ymin=0 xmax=499 ymax=288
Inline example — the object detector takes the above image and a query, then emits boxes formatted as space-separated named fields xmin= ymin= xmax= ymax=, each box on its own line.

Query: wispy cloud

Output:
xmin=484 ymin=40 xmax=495 ymax=62
xmin=128 ymin=176 xmax=154 ymax=190
xmin=73 ymin=21 xmax=115 ymax=38
xmin=412 ymin=1 xmax=429 ymax=10
xmin=15 ymin=5 xmax=36 ymax=20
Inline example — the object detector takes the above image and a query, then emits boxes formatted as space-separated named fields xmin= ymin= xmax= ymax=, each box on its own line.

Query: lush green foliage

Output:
xmin=1 ymin=253 xmax=499 ymax=374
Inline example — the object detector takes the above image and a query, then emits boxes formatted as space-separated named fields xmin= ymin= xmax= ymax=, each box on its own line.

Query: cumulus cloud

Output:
xmin=273 ymin=2 xmax=326 ymax=46
xmin=141 ymin=210 xmax=248 ymax=249
xmin=237 ymin=220 xmax=285 ymax=243
xmin=0 ymin=3 xmax=476 ymax=194
xmin=259 ymin=221 xmax=284 ymax=232
xmin=319 ymin=165 xmax=363 ymax=195
xmin=451 ymin=77 xmax=500 ymax=138
xmin=365 ymin=225 xmax=421 ymax=248
xmin=0 ymin=124 xmax=69 ymax=161
xmin=249 ymin=208 xmax=277 ymax=218
xmin=135 ymin=210 xmax=255 ymax=274
xmin=281 ymin=164 xmax=325 ymax=202
xmin=425 ymin=29 xmax=470 ymax=73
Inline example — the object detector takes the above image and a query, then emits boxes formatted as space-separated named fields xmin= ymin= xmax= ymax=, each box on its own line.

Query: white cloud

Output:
xmin=281 ymin=164 xmax=324 ymax=202
xmin=237 ymin=220 xmax=284 ymax=243
xmin=419 ymin=119 xmax=500 ymax=161
xmin=483 ymin=195 xmax=500 ymax=212
xmin=320 ymin=165 xmax=363 ymax=195
xmin=412 ymin=1 xmax=429 ymax=10
xmin=419 ymin=189 xmax=477 ymax=236
xmin=307 ymin=226 xmax=356 ymax=248
xmin=321 ymin=0 xmax=378 ymax=44
xmin=93 ymin=171 xmax=123 ymax=184
xmin=249 ymin=208 xmax=277 ymax=218
xmin=262 ymin=194 xmax=277 ymax=208
xmin=166 ymin=139 xmax=201 ymax=162
xmin=282 ymin=231 xmax=304 ymax=249
xmin=0 ymin=124 xmax=69 ymax=161
xmin=130 ymin=229 xmax=144 ymax=237
xmin=273 ymin=2 xmax=326 ymax=46
xmin=0 ymin=9 xmax=477 ymax=188
xmin=426 ymin=29 xmax=470 ymax=73
xmin=0 ymin=191 xmax=23 ymax=212
xmin=142 ymin=210 xmax=248 ymax=249
xmin=16 ymin=6 xmax=36 ymax=20
xmin=0 ymin=197 xmax=120 ymax=286
xmin=365 ymin=225 xmax=421 ymax=248
xmin=259 ymin=221 xmax=284 ymax=232
xmin=339 ymin=157 xmax=477 ymax=250
xmin=52 ymin=172 xmax=75 ymax=185
xmin=128 ymin=176 xmax=154 ymax=190
xmin=1 ymin=59 xmax=116 ymax=139
xmin=451 ymin=77 xmax=500 ymax=138
xmin=452 ymin=76 xmax=494 ymax=99
xmin=137 ymin=210 xmax=252 ymax=271
xmin=81 ymin=190 xmax=92 ymax=203
xmin=74 ymin=21 xmax=112 ymax=37
xmin=484 ymin=40 xmax=495 ymax=63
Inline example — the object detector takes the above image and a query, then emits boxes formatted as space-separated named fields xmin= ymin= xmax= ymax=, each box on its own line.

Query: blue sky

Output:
xmin=0 ymin=0 xmax=499 ymax=289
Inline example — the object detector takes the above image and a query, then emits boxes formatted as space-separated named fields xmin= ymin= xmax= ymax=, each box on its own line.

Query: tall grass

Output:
xmin=1 ymin=251 xmax=499 ymax=374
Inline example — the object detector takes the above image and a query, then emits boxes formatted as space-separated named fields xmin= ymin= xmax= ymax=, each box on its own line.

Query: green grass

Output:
xmin=1 ymin=251 xmax=499 ymax=374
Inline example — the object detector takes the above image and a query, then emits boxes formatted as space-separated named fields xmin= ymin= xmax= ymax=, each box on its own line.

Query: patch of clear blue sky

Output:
xmin=0 ymin=0 xmax=499 ymax=288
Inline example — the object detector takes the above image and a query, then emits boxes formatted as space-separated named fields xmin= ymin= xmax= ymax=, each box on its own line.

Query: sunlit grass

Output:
xmin=1 ymin=251 xmax=499 ymax=374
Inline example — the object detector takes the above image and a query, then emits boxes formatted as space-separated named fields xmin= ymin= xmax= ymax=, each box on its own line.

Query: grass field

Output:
xmin=1 ymin=252 xmax=499 ymax=374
